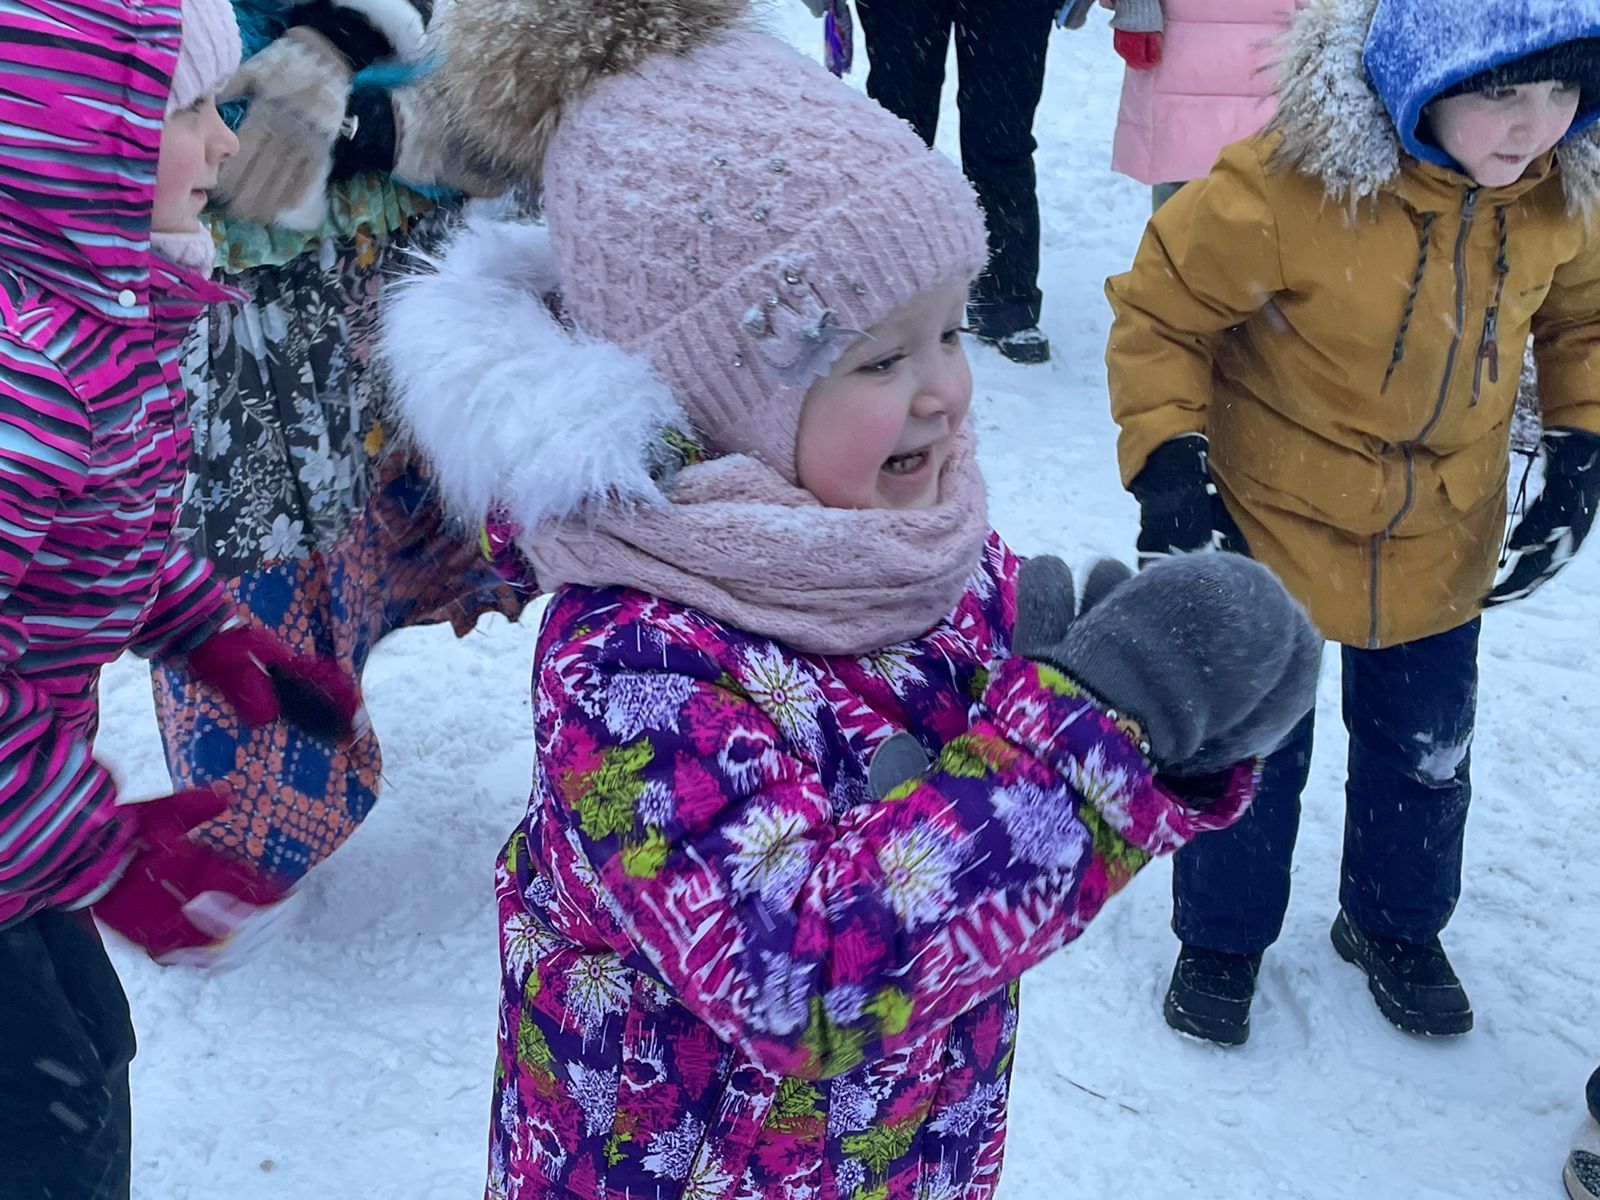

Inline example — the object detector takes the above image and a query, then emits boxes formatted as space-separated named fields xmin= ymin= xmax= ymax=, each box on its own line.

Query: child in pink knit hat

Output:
xmin=382 ymin=2 xmax=1318 ymax=1196
xmin=0 ymin=0 xmax=365 ymax=1193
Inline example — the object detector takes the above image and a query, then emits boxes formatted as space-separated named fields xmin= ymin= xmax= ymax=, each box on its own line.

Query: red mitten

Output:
xmin=1114 ymin=28 xmax=1162 ymax=69
xmin=92 ymin=789 xmax=291 ymax=965
xmin=183 ymin=624 xmax=361 ymax=743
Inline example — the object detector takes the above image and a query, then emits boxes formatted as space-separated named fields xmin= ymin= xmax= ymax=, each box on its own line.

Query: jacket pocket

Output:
xmin=1210 ymin=420 xmax=1394 ymax=534
xmin=1433 ymin=442 xmax=1510 ymax=518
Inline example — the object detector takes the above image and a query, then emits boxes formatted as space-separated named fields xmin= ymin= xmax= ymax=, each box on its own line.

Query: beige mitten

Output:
xmin=391 ymin=84 xmax=510 ymax=196
xmin=216 ymin=28 xmax=352 ymax=228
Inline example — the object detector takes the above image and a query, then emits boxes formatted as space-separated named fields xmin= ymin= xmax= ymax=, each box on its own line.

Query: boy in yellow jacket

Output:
xmin=1106 ymin=0 xmax=1600 ymax=1045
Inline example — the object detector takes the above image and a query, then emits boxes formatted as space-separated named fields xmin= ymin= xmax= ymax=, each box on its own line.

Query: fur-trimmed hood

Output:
xmin=380 ymin=212 xmax=688 ymax=534
xmin=1267 ymin=0 xmax=1600 ymax=212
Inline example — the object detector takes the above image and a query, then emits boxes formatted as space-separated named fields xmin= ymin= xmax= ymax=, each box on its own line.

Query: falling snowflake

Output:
xmin=877 ymin=822 xmax=965 ymax=929
xmin=992 ymin=780 xmax=1091 ymax=871
xmin=602 ymin=671 xmax=695 ymax=740
xmin=726 ymin=806 xmax=813 ymax=909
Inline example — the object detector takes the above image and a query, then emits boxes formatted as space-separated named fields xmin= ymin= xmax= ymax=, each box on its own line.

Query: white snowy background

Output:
xmin=93 ymin=5 xmax=1600 ymax=1196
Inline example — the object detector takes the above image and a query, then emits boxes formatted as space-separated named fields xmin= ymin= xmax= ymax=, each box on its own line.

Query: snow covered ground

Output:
xmin=94 ymin=6 xmax=1600 ymax=1197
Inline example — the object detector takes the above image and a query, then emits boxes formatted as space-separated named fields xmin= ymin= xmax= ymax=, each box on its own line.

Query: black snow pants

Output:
xmin=855 ymin=0 xmax=1057 ymax=339
xmin=1173 ymin=617 xmax=1481 ymax=956
xmin=0 ymin=909 xmax=135 ymax=1200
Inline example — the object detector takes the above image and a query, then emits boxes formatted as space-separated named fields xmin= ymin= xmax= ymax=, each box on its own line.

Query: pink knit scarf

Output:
xmin=525 ymin=428 xmax=989 ymax=656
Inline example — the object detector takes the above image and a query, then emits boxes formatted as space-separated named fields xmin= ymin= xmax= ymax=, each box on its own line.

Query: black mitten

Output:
xmin=1129 ymin=434 xmax=1248 ymax=565
xmin=1485 ymin=427 xmax=1600 ymax=607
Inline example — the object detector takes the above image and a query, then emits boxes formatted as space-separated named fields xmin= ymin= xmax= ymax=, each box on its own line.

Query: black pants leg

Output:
xmin=1339 ymin=618 xmax=1480 ymax=942
xmin=952 ymin=0 xmax=1054 ymax=337
xmin=856 ymin=0 xmax=957 ymax=147
xmin=1172 ymin=710 xmax=1316 ymax=956
xmin=858 ymin=0 xmax=1053 ymax=338
xmin=0 ymin=910 xmax=136 ymax=1200
xmin=1174 ymin=618 xmax=1480 ymax=957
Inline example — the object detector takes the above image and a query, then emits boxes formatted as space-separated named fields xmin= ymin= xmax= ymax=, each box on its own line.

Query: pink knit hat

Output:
xmin=168 ymin=0 xmax=242 ymax=114
xmin=433 ymin=1 xmax=989 ymax=482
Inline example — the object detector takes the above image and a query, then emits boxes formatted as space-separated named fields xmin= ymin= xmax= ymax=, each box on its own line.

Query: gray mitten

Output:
xmin=1015 ymin=553 xmax=1320 ymax=776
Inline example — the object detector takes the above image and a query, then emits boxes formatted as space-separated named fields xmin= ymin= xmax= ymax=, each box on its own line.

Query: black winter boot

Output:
xmin=1162 ymin=944 xmax=1263 ymax=1046
xmin=1566 ymin=1150 xmax=1600 ymax=1200
xmin=978 ymin=326 xmax=1051 ymax=365
xmin=1330 ymin=910 xmax=1473 ymax=1036
xmin=1587 ymin=1063 xmax=1600 ymax=1125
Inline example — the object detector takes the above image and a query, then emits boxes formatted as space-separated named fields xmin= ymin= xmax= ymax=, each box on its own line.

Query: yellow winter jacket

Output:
xmin=1107 ymin=20 xmax=1600 ymax=648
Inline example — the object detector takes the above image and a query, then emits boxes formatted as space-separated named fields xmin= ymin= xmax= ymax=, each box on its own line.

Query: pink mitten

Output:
xmin=183 ymin=624 xmax=361 ymax=743
xmin=92 ymin=789 xmax=290 ymax=965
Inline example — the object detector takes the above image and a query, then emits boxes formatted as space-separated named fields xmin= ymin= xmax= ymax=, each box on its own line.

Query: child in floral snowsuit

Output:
xmin=383 ymin=1 xmax=1319 ymax=1196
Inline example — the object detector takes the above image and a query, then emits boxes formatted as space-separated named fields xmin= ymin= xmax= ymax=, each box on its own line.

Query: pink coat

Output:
xmin=1111 ymin=0 xmax=1299 ymax=185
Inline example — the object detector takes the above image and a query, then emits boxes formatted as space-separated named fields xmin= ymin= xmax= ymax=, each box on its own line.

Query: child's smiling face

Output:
xmin=1427 ymin=79 xmax=1581 ymax=188
xmin=795 ymin=279 xmax=973 ymax=511
xmin=152 ymin=95 xmax=238 ymax=233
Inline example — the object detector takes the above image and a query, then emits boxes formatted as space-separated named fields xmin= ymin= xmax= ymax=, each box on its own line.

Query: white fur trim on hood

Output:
xmin=1267 ymin=0 xmax=1600 ymax=214
xmin=336 ymin=0 xmax=426 ymax=61
xmin=379 ymin=211 xmax=688 ymax=534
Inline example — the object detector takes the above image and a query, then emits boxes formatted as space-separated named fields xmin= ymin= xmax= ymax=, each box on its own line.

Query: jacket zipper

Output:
xmin=1370 ymin=187 xmax=1479 ymax=647
xmin=1471 ymin=305 xmax=1499 ymax=408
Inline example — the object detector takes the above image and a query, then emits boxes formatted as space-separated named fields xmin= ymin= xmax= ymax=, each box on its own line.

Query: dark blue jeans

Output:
xmin=1174 ymin=618 xmax=1481 ymax=956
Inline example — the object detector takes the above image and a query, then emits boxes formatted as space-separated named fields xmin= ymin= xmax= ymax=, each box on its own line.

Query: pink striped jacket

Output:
xmin=0 ymin=0 xmax=236 ymax=925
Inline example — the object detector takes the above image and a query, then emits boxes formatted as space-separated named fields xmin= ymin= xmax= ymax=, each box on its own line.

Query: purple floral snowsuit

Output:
xmin=490 ymin=532 xmax=1253 ymax=1199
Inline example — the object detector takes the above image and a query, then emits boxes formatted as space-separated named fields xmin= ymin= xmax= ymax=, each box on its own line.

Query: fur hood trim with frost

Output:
xmin=425 ymin=0 xmax=747 ymax=189
xmin=1266 ymin=0 xmax=1600 ymax=214
xmin=380 ymin=213 xmax=688 ymax=534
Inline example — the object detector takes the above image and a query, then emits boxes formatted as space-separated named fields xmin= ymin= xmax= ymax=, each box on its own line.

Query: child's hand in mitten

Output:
xmin=92 ymin=789 xmax=291 ymax=966
xmin=1129 ymin=435 xmax=1248 ymax=565
xmin=1113 ymin=29 xmax=1162 ymax=69
xmin=1110 ymin=0 xmax=1163 ymax=69
xmin=1484 ymin=428 xmax=1600 ymax=607
xmin=215 ymin=28 xmax=351 ymax=227
xmin=1013 ymin=553 xmax=1320 ymax=777
xmin=180 ymin=624 xmax=362 ymax=744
